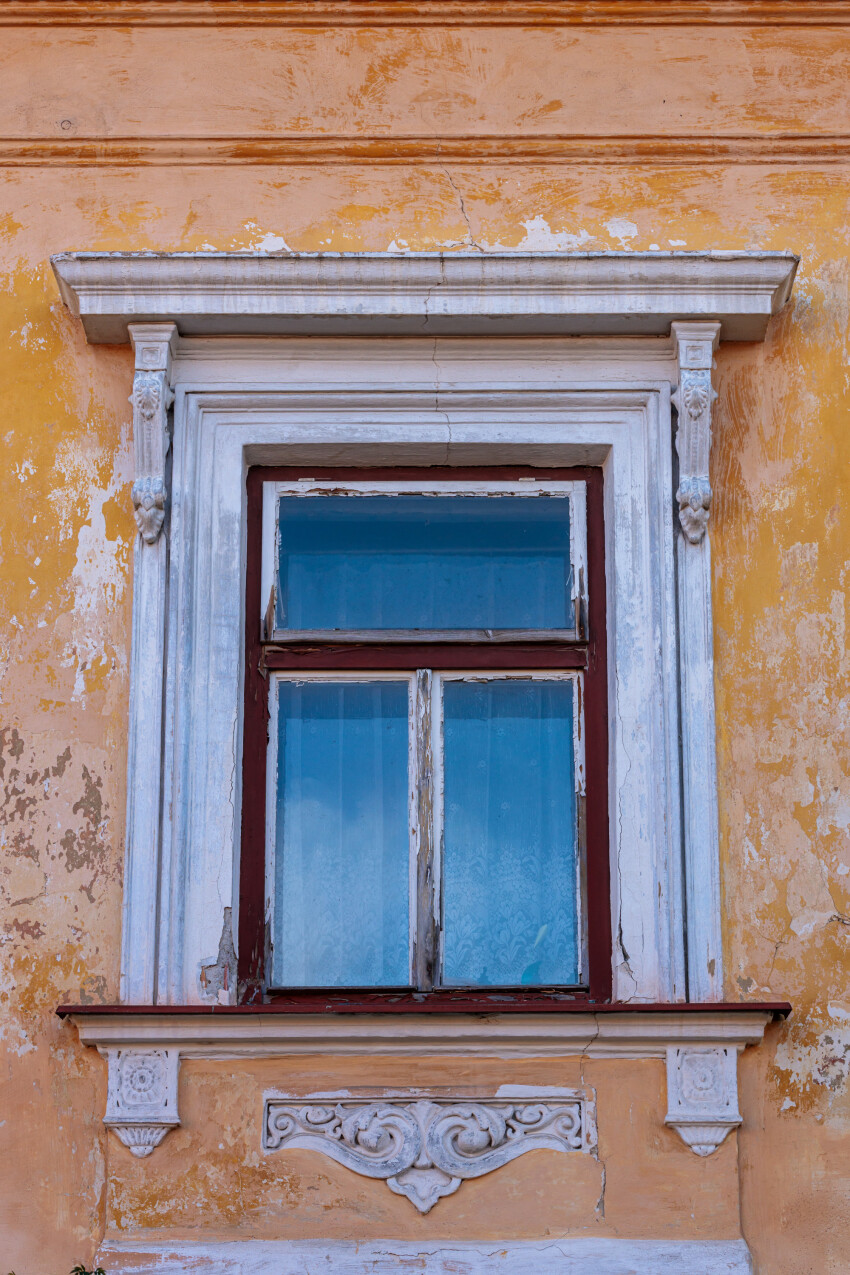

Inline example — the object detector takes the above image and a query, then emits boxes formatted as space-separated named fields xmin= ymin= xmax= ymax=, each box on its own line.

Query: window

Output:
xmin=240 ymin=468 xmax=611 ymax=1006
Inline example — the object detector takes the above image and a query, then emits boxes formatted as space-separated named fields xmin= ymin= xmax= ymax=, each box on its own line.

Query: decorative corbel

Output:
xmin=104 ymin=1048 xmax=181 ymax=1157
xmin=671 ymin=322 xmax=719 ymax=545
xmin=665 ymin=1046 xmax=742 ymax=1156
xmin=129 ymin=323 xmax=177 ymax=544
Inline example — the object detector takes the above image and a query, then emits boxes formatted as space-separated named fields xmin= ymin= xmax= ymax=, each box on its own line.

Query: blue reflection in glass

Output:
xmin=277 ymin=496 xmax=573 ymax=631
xmin=272 ymin=680 xmax=410 ymax=988
xmin=441 ymin=679 xmax=579 ymax=987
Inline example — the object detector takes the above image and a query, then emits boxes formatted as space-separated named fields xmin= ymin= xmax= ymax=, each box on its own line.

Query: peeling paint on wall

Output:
xmin=0 ymin=14 xmax=848 ymax=1275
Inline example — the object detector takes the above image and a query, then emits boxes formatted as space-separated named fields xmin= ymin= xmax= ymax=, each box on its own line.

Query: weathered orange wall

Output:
xmin=0 ymin=7 xmax=848 ymax=1272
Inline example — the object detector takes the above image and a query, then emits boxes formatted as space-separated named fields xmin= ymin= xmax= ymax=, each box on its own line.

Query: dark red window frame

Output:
xmin=239 ymin=466 xmax=611 ymax=1009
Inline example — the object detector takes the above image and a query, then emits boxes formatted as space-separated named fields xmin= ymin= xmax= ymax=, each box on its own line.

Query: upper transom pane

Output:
xmin=275 ymin=494 xmax=576 ymax=633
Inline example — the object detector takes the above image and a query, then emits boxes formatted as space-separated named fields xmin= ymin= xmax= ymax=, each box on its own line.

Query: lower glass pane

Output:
xmin=272 ymin=680 xmax=410 ymax=988
xmin=441 ymin=678 xmax=579 ymax=987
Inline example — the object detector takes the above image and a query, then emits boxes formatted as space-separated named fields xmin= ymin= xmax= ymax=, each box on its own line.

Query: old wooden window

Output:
xmin=240 ymin=468 xmax=610 ymax=1006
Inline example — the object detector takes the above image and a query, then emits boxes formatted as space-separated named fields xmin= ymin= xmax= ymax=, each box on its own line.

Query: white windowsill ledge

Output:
xmin=63 ymin=1005 xmax=782 ymax=1058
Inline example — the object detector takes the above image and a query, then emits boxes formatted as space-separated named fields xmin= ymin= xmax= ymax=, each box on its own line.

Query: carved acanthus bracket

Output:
xmin=129 ymin=323 xmax=177 ymax=545
xmin=131 ymin=475 xmax=167 ymax=545
xmin=665 ymin=1046 xmax=742 ymax=1156
xmin=103 ymin=1047 xmax=180 ymax=1157
xmin=263 ymin=1092 xmax=596 ymax=1213
xmin=671 ymin=322 xmax=720 ymax=545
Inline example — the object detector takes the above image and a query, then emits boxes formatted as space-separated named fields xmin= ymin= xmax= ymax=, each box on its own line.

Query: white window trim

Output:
xmin=50 ymin=250 xmax=798 ymax=1015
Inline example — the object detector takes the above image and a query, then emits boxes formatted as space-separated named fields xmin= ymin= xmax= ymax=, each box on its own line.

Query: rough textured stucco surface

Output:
xmin=0 ymin=12 xmax=848 ymax=1274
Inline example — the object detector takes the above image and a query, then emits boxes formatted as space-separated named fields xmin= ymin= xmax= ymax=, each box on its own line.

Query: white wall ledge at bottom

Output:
xmin=67 ymin=1009 xmax=776 ymax=1059
xmin=97 ymin=1237 xmax=754 ymax=1274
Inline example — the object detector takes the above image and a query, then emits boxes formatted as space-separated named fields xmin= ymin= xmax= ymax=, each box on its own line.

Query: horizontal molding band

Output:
xmin=3 ymin=134 xmax=849 ymax=167
xmin=67 ymin=1008 xmax=777 ymax=1058
xmin=2 ymin=1 xmax=849 ymax=26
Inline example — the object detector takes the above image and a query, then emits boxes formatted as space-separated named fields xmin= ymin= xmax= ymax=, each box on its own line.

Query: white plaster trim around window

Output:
xmin=96 ymin=1237 xmax=756 ymax=1275
xmin=48 ymin=253 xmax=798 ymax=1014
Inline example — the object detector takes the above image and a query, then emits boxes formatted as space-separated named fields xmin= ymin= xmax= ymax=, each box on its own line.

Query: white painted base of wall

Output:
xmin=99 ymin=1237 xmax=753 ymax=1274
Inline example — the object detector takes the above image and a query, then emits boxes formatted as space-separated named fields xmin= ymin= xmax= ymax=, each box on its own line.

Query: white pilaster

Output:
xmin=671 ymin=321 xmax=723 ymax=1002
xmin=122 ymin=322 xmax=177 ymax=1003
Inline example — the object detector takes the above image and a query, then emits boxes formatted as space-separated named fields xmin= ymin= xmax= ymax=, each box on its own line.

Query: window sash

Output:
xmin=265 ymin=669 xmax=586 ymax=992
xmin=261 ymin=479 xmax=588 ymax=644
xmin=240 ymin=463 xmax=610 ymax=1007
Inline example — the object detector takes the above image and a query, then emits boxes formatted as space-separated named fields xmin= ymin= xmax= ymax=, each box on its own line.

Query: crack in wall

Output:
xmin=439 ymin=164 xmax=483 ymax=253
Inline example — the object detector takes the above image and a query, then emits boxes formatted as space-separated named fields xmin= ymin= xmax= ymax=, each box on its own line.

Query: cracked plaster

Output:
xmin=1 ymin=16 xmax=849 ymax=1275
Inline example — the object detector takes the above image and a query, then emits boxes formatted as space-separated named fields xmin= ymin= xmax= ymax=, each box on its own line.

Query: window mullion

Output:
xmin=412 ymin=668 xmax=437 ymax=990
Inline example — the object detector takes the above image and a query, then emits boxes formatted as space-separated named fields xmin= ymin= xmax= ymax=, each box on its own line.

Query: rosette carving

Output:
xmin=133 ymin=370 xmax=164 ymax=422
xmin=264 ymin=1093 xmax=595 ymax=1213
xmin=665 ymin=1046 xmax=741 ymax=1156
xmin=104 ymin=1047 xmax=180 ymax=1158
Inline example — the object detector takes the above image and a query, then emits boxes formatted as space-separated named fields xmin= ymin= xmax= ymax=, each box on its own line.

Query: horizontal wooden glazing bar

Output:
xmin=262 ymin=643 xmax=589 ymax=671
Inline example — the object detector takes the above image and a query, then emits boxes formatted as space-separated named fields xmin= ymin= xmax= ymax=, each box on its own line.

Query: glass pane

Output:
xmin=272 ymin=680 xmax=410 ymax=988
xmin=277 ymin=495 xmax=573 ymax=631
xmin=441 ymin=679 xmax=579 ymax=987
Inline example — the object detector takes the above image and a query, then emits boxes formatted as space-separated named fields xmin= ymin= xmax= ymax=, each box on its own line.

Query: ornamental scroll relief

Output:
xmin=263 ymin=1092 xmax=597 ymax=1213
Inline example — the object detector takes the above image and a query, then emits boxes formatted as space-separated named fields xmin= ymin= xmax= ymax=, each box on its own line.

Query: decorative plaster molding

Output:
xmin=103 ymin=1048 xmax=180 ymax=1157
xmin=51 ymin=251 xmax=797 ymax=344
xmin=263 ymin=1092 xmax=595 ymax=1212
xmin=665 ymin=1046 xmax=742 ymax=1156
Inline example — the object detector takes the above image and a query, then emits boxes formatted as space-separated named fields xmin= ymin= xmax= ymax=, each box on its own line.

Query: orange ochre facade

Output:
xmin=0 ymin=5 xmax=848 ymax=1273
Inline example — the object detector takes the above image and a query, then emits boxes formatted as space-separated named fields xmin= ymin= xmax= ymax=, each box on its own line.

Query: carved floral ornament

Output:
xmin=129 ymin=349 xmax=175 ymax=547
xmin=131 ymin=475 xmax=167 ymax=544
xmin=263 ymin=1094 xmax=596 ymax=1213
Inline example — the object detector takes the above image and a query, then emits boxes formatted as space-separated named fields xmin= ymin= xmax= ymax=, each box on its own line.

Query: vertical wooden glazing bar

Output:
xmin=412 ymin=668 xmax=436 ymax=990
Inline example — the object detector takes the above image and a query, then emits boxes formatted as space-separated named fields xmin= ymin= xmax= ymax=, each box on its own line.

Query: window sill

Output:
xmin=59 ymin=1001 xmax=788 ymax=1165
xmin=58 ymin=1000 xmax=789 ymax=1058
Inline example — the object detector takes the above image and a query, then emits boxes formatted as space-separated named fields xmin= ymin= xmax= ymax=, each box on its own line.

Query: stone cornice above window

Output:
xmin=51 ymin=250 xmax=797 ymax=343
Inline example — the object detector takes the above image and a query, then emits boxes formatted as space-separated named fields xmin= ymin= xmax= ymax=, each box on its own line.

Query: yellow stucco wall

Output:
xmin=0 ymin=8 xmax=848 ymax=1272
